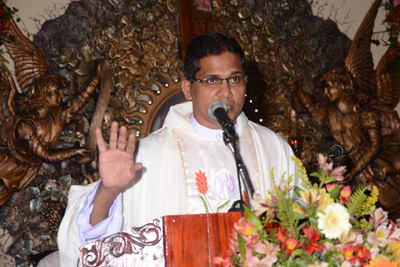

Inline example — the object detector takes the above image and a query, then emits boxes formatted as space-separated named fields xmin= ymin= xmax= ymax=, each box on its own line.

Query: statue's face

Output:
xmin=46 ymin=82 xmax=64 ymax=108
xmin=324 ymin=81 xmax=341 ymax=103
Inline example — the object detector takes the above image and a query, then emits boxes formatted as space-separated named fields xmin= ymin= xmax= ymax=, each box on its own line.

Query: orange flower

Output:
xmin=339 ymin=186 xmax=351 ymax=204
xmin=195 ymin=170 xmax=208 ymax=195
xmin=365 ymin=257 xmax=398 ymax=267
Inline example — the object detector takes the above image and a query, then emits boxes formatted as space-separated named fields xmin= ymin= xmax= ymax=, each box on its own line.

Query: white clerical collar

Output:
xmin=190 ymin=113 xmax=238 ymax=142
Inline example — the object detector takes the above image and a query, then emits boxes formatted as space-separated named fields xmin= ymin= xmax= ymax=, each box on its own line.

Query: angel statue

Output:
xmin=0 ymin=16 xmax=104 ymax=206
xmin=287 ymin=0 xmax=400 ymax=216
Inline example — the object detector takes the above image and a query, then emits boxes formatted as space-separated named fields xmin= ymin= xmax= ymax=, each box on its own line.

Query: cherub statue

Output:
xmin=0 ymin=17 xmax=103 ymax=206
xmin=288 ymin=0 xmax=400 ymax=215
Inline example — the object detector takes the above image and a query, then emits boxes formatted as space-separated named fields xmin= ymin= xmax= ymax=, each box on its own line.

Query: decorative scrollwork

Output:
xmin=80 ymin=219 xmax=163 ymax=266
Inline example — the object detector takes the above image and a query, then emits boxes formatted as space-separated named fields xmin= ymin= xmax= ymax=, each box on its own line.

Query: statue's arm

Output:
xmin=347 ymin=112 xmax=382 ymax=179
xmin=347 ymin=128 xmax=381 ymax=179
xmin=19 ymin=121 xmax=87 ymax=163
xmin=287 ymin=81 xmax=329 ymax=126
xmin=65 ymin=63 xmax=103 ymax=123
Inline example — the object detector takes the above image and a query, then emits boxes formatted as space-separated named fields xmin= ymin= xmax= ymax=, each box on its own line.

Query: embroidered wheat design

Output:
xmin=196 ymin=170 xmax=208 ymax=194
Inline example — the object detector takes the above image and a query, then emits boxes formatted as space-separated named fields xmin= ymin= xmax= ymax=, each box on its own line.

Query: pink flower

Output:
xmin=370 ymin=208 xmax=389 ymax=229
xmin=394 ymin=0 xmax=400 ymax=7
xmin=331 ymin=165 xmax=346 ymax=181
xmin=250 ymin=193 xmax=274 ymax=216
xmin=212 ymin=256 xmax=232 ymax=267
xmin=246 ymin=255 xmax=276 ymax=267
xmin=318 ymin=154 xmax=333 ymax=173
xmin=255 ymin=240 xmax=281 ymax=258
xmin=367 ymin=225 xmax=390 ymax=247
xmin=234 ymin=218 xmax=259 ymax=244
xmin=278 ymin=181 xmax=293 ymax=192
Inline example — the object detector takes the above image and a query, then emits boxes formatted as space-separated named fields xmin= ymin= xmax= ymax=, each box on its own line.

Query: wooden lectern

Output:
xmin=79 ymin=212 xmax=242 ymax=266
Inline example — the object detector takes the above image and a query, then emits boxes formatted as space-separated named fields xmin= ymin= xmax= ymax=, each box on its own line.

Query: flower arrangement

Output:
xmin=0 ymin=0 xmax=19 ymax=62
xmin=213 ymin=155 xmax=400 ymax=267
xmin=382 ymin=0 xmax=400 ymax=70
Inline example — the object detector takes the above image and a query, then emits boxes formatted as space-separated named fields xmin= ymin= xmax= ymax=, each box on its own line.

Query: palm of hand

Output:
xmin=96 ymin=122 xmax=142 ymax=191
xmin=99 ymin=149 xmax=136 ymax=190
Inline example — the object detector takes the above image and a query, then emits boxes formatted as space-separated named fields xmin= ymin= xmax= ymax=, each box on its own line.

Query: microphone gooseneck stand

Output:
xmin=224 ymin=131 xmax=254 ymax=216
xmin=208 ymin=101 xmax=254 ymax=216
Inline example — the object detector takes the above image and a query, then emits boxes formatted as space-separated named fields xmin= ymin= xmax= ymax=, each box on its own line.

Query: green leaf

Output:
xmin=329 ymin=184 xmax=343 ymax=200
xmin=198 ymin=194 xmax=209 ymax=214
xmin=293 ymin=211 xmax=305 ymax=220
xmin=269 ymin=227 xmax=276 ymax=239
xmin=288 ymin=249 xmax=315 ymax=264
xmin=296 ymin=220 xmax=309 ymax=232
xmin=294 ymin=186 xmax=303 ymax=197
xmin=309 ymin=172 xmax=321 ymax=178
xmin=238 ymin=232 xmax=246 ymax=260
xmin=309 ymin=217 xmax=317 ymax=224
xmin=216 ymin=200 xmax=230 ymax=213
xmin=345 ymin=184 xmax=369 ymax=215
xmin=243 ymin=205 xmax=263 ymax=233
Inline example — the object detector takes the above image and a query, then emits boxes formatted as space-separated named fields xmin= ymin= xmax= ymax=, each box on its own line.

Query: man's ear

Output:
xmin=181 ymin=79 xmax=192 ymax=100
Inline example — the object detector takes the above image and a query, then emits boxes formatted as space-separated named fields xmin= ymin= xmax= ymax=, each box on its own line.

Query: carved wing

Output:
xmin=343 ymin=0 xmax=381 ymax=94
xmin=3 ymin=17 xmax=48 ymax=93
xmin=374 ymin=50 xmax=400 ymax=108
xmin=0 ymin=64 xmax=17 ymax=120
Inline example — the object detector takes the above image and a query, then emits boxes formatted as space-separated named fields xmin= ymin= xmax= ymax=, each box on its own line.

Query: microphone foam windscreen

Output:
xmin=208 ymin=101 xmax=227 ymax=120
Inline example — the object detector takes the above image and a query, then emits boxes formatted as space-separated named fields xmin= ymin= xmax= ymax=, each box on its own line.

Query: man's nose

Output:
xmin=217 ymin=80 xmax=232 ymax=97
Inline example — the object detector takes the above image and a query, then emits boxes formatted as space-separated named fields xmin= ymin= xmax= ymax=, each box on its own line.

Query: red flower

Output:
xmin=342 ymin=246 xmax=354 ymax=261
xmin=1 ymin=19 xmax=9 ymax=35
xmin=300 ymin=227 xmax=323 ymax=255
xmin=388 ymin=49 xmax=397 ymax=61
xmin=347 ymin=245 xmax=371 ymax=266
xmin=275 ymin=229 xmax=299 ymax=255
xmin=195 ymin=170 xmax=208 ymax=195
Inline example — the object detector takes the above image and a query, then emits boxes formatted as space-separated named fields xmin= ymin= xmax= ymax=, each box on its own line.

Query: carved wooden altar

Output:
xmin=79 ymin=212 xmax=241 ymax=266
xmin=79 ymin=212 xmax=278 ymax=266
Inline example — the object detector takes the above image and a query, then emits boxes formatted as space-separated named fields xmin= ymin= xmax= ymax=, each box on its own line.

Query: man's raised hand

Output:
xmin=96 ymin=121 xmax=143 ymax=191
xmin=90 ymin=121 xmax=143 ymax=226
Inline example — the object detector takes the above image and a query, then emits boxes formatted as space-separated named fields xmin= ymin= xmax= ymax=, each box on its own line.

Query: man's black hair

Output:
xmin=183 ymin=32 xmax=246 ymax=80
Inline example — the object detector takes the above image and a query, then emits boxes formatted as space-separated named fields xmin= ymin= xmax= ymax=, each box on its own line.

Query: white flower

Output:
xmin=317 ymin=203 xmax=352 ymax=239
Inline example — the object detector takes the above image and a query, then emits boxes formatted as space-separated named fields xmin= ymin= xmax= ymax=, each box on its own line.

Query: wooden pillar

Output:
xmin=179 ymin=0 xmax=212 ymax=60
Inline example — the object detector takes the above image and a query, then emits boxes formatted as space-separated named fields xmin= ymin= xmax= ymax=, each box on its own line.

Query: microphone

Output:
xmin=208 ymin=101 xmax=236 ymax=138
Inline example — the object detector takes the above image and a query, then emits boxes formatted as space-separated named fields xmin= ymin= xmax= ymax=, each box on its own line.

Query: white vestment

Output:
xmin=57 ymin=102 xmax=297 ymax=266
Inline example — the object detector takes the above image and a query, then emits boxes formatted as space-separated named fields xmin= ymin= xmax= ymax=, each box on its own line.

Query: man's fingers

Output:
xmin=96 ymin=128 xmax=107 ymax=153
xmin=132 ymin=162 xmax=143 ymax=173
xmin=109 ymin=121 xmax=119 ymax=150
xmin=117 ymin=126 xmax=127 ymax=151
xmin=125 ymin=134 xmax=136 ymax=155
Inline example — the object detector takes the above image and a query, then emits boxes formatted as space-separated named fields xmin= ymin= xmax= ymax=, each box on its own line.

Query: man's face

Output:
xmin=182 ymin=52 xmax=246 ymax=129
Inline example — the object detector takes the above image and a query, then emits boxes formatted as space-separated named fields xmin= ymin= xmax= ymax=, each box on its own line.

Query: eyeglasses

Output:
xmin=189 ymin=76 xmax=247 ymax=89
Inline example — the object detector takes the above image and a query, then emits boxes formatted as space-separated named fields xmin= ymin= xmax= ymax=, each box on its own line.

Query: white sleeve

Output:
xmin=76 ymin=183 xmax=123 ymax=246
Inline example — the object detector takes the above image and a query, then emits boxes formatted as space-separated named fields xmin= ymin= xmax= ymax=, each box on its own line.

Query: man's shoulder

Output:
xmin=247 ymin=121 xmax=291 ymax=149
xmin=137 ymin=126 xmax=177 ymax=151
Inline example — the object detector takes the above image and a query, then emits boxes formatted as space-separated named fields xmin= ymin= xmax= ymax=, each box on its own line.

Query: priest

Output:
xmin=50 ymin=32 xmax=297 ymax=267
